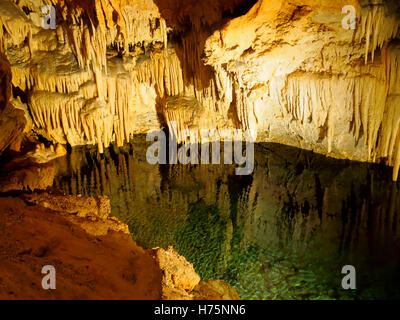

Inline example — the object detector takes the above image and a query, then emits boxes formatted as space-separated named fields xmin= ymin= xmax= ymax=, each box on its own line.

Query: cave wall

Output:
xmin=0 ymin=52 xmax=25 ymax=153
xmin=0 ymin=0 xmax=400 ymax=178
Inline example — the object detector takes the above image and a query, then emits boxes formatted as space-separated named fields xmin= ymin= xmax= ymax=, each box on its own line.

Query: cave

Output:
xmin=0 ymin=0 xmax=400 ymax=302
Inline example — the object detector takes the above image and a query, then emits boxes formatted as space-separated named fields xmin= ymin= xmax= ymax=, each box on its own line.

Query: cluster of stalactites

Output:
xmin=379 ymin=44 xmax=400 ymax=180
xmin=135 ymin=49 xmax=185 ymax=98
xmin=355 ymin=0 xmax=400 ymax=64
xmin=1 ymin=0 xmax=238 ymax=153
xmin=28 ymin=70 xmax=143 ymax=153
xmin=47 ymin=0 xmax=168 ymax=71
xmin=0 ymin=0 xmax=172 ymax=152
xmin=2 ymin=0 xmax=400 ymax=182
xmin=0 ymin=0 xmax=33 ymax=52
xmin=11 ymin=60 xmax=93 ymax=94
xmin=266 ymin=43 xmax=400 ymax=181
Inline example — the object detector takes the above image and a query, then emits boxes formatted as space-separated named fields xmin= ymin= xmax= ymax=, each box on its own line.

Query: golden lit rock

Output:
xmin=1 ymin=0 xmax=399 ymax=179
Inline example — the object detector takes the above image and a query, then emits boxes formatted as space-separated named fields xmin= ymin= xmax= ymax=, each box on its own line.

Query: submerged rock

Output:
xmin=192 ymin=280 xmax=241 ymax=300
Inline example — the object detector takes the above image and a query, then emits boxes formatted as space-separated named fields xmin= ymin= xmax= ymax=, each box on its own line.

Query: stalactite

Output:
xmin=80 ymin=98 xmax=113 ymax=153
xmin=164 ymin=95 xmax=220 ymax=144
xmin=0 ymin=0 xmax=33 ymax=49
xmin=1 ymin=0 xmax=400 ymax=181
xmin=273 ymin=42 xmax=400 ymax=180
xmin=134 ymin=49 xmax=184 ymax=98
xmin=356 ymin=1 xmax=399 ymax=64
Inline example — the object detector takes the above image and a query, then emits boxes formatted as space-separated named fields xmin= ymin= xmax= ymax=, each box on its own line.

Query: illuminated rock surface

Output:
xmin=0 ymin=0 xmax=399 ymax=178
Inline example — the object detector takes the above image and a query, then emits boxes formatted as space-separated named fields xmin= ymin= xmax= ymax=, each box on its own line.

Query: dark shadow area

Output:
xmin=152 ymin=0 xmax=258 ymax=93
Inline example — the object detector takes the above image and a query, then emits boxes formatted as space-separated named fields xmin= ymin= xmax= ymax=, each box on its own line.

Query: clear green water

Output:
xmin=53 ymin=137 xmax=400 ymax=300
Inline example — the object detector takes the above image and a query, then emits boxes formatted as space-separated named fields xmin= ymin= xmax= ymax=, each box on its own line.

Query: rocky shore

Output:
xmin=0 ymin=191 xmax=239 ymax=300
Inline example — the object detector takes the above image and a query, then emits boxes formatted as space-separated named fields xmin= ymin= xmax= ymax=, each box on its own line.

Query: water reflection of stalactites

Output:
xmin=53 ymin=139 xmax=400 ymax=298
xmin=54 ymin=141 xmax=238 ymax=249
xmin=236 ymin=145 xmax=400 ymax=262
xmin=53 ymin=141 xmax=400 ymax=261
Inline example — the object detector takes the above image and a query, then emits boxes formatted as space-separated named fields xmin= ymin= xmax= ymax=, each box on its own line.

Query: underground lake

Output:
xmin=52 ymin=137 xmax=400 ymax=300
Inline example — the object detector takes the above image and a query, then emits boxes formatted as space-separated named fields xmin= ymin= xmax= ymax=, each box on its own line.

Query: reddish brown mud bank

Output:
xmin=0 ymin=194 xmax=239 ymax=300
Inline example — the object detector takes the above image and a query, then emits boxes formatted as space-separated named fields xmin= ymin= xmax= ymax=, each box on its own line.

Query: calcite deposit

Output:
xmin=150 ymin=245 xmax=201 ymax=299
xmin=0 ymin=0 xmax=400 ymax=178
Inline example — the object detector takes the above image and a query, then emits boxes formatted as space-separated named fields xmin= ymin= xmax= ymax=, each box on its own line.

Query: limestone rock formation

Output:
xmin=0 ymin=103 xmax=26 ymax=153
xmin=0 ymin=194 xmax=240 ymax=299
xmin=204 ymin=0 xmax=400 ymax=180
xmin=150 ymin=245 xmax=240 ymax=300
xmin=0 ymin=54 xmax=26 ymax=153
xmin=0 ymin=195 xmax=163 ymax=299
xmin=22 ymin=193 xmax=128 ymax=236
xmin=0 ymin=143 xmax=68 ymax=193
xmin=0 ymin=0 xmax=399 ymax=179
xmin=0 ymin=163 xmax=56 ymax=192
xmin=23 ymin=192 xmax=112 ymax=218
xmin=150 ymin=245 xmax=201 ymax=299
